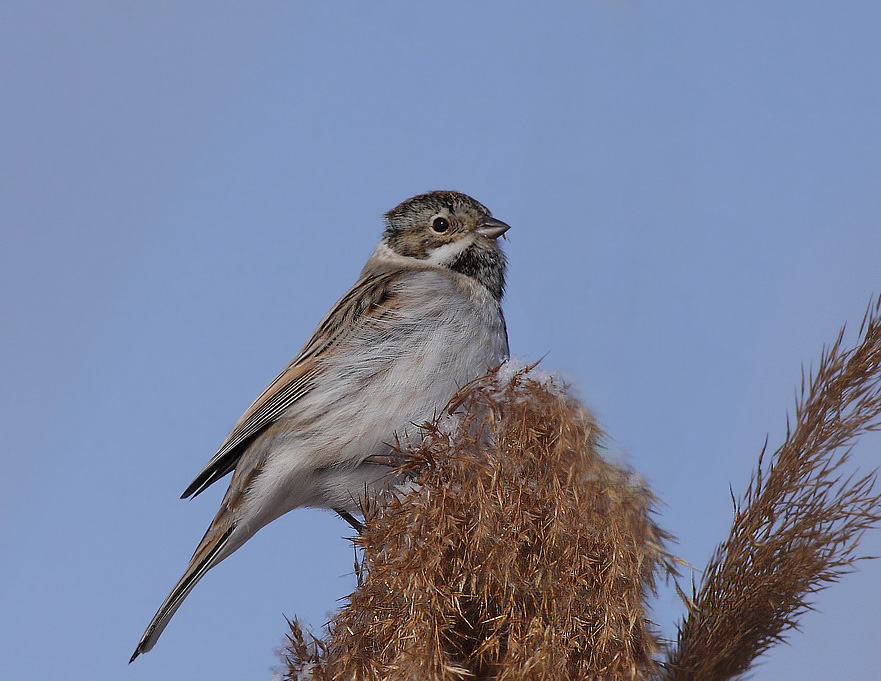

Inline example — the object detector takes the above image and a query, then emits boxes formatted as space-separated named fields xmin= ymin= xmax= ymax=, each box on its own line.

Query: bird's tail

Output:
xmin=130 ymin=520 xmax=238 ymax=662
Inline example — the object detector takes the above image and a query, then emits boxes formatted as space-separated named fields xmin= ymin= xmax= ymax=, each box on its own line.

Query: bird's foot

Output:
xmin=362 ymin=451 xmax=409 ymax=467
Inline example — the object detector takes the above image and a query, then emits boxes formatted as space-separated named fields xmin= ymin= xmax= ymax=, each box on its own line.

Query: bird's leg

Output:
xmin=335 ymin=450 xmax=409 ymax=533
xmin=335 ymin=509 xmax=365 ymax=534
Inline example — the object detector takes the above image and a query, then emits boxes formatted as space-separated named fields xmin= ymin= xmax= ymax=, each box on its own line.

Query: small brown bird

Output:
xmin=131 ymin=191 xmax=511 ymax=660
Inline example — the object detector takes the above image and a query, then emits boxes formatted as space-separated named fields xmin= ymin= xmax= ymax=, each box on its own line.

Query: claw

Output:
xmin=363 ymin=452 xmax=408 ymax=467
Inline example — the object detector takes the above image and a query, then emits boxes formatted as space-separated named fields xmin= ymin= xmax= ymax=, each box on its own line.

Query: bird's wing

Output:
xmin=180 ymin=267 xmax=403 ymax=499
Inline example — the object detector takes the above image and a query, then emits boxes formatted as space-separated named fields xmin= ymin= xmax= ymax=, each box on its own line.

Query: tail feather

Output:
xmin=130 ymin=523 xmax=236 ymax=663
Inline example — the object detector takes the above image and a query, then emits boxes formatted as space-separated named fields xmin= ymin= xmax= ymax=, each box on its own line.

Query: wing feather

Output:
xmin=181 ymin=268 xmax=401 ymax=499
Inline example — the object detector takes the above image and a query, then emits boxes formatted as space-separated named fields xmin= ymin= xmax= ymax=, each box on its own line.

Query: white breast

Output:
xmin=247 ymin=269 xmax=508 ymax=518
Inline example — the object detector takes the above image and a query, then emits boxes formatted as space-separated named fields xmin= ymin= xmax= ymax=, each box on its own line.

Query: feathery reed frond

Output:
xmin=664 ymin=297 xmax=881 ymax=681
xmin=283 ymin=298 xmax=881 ymax=680
xmin=284 ymin=364 xmax=675 ymax=681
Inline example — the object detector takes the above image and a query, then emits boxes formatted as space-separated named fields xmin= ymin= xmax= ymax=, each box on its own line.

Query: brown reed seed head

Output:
xmin=664 ymin=297 xmax=881 ymax=681
xmin=284 ymin=365 xmax=675 ymax=681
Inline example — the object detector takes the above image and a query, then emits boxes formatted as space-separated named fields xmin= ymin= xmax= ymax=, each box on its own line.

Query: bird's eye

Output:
xmin=431 ymin=216 xmax=450 ymax=233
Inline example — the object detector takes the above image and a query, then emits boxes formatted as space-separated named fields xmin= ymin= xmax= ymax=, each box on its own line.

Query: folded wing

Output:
xmin=180 ymin=268 xmax=402 ymax=499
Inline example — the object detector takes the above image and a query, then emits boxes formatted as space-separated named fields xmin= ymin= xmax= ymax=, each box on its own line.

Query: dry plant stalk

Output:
xmin=285 ymin=365 xmax=674 ymax=681
xmin=664 ymin=297 xmax=881 ymax=681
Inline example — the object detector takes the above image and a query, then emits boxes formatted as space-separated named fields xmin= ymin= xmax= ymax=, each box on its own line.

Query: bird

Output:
xmin=130 ymin=190 xmax=511 ymax=661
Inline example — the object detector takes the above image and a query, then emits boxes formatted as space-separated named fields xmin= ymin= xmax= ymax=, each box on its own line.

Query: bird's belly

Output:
xmin=251 ymin=311 xmax=507 ymax=515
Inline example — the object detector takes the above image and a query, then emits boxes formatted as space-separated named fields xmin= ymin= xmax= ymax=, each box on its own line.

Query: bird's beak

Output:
xmin=476 ymin=217 xmax=511 ymax=239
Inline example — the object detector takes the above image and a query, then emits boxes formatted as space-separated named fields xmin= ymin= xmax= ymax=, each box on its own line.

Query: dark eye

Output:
xmin=431 ymin=216 xmax=450 ymax=233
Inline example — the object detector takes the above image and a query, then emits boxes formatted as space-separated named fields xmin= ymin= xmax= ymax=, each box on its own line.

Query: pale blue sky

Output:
xmin=2 ymin=3 xmax=880 ymax=680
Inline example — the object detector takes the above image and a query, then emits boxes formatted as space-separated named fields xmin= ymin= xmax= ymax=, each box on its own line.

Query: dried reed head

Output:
xmin=285 ymin=364 xmax=674 ymax=681
xmin=664 ymin=298 xmax=881 ymax=681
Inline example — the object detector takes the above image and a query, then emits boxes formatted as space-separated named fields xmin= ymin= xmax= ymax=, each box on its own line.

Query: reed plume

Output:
xmin=284 ymin=363 xmax=675 ymax=681
xmin=282 ymin=297 xmax=881 ymax=681
xmin=664 ymin=297 xmax=881 ymax=681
